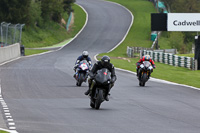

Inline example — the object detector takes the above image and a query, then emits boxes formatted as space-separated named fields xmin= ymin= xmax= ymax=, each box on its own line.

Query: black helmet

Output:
xmin=101 ymin=55 xmax=110 ymax=67
xmin=82 ymin=51 xmax=89 ymax=58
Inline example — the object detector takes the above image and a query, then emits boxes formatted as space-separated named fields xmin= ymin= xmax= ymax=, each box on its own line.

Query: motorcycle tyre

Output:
xmin=90 ymin=99 xmax=95 ymax=108
xmin=95 ymin=89 xmax=104 ymax=110
xmin=77 ymin=73 xmax=85 ymax=86
xmin=139 ymin=73 xmax=147 ymax=87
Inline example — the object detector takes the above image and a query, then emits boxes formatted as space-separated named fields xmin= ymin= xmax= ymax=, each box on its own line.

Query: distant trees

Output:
xmin=163 ymin=0 xmax=200 ymax=13
xmin=0 ymin=0 xmax=31 ymax=24
xmin=162 ymin=0 xmax=200 ymax=53
xmin=0 ymin=0 xmax=75 ymax=26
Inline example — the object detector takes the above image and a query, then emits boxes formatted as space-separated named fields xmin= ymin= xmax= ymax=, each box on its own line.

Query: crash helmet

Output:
xmin=101 ymin=55 xmax=110 ymax=67
xmin=144 ymin=55 xmax=151 ymax=61
xmin=82 ymin=51 xmax=89 ymax=58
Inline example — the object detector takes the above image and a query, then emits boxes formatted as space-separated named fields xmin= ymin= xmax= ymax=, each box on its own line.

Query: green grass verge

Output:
xmin=99 ymin=0 xmax=200 ymax=88
xmin=176 ymin=54 xmax=194 ymax=58
xmin=0 ymin=130 xmax=8 ymax=133
xmin=105 ymin=0 xmax=157 ymax=57
xmin=25 ymin=49 xmax=49 ymax=56
xmin=98 ymin=55 xmax=200 ymax=88
xmin=22 ymin=3 xmax=86 ymax=55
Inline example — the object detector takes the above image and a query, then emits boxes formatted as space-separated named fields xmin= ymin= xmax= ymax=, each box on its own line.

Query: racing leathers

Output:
xmin=84 ymin=61 xmax=117 ymax=101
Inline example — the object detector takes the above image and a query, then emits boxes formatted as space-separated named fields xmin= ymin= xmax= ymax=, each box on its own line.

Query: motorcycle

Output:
xmin=89 ymin=68 xmax=111 ymax=109
xmin=138 ymin=61 xmax=153 ymax=86
xmin=75 ymin=60 xmax=90 ymax=86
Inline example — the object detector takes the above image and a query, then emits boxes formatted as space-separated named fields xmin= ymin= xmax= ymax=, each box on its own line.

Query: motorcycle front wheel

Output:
xmin=76 ymin=73 xmax=85 ymax=86
xmin=95 ymin=89 xmax=104 ymax=110
xmin=139 ymin=73 xmax=147 ymax=87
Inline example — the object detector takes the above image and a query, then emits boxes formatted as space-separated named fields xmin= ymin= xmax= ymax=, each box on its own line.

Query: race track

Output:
xmin=0 ymin=0 xmax=200 ymax=133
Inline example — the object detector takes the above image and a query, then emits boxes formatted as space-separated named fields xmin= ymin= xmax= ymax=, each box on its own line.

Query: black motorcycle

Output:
xmin=89 ymin=68 xmax=111 ymax=109
xmin=138 ymin=61 xmax=153 ymax=86
xmin=75 ymin=60 xmax=90 ymax=86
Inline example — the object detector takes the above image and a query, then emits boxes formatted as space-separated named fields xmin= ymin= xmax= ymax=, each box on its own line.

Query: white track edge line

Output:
xmin=24 ymin=3 xmax=88 ymax=58
xmin=0 ymin=82 xmax=18 ymax=133
xmin=94 ymin=1 xmax=200 ymax=90
xmin=94 ymin=54 xmax=200 ymax=91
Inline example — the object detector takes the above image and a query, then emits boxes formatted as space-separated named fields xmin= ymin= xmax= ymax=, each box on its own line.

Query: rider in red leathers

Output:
xmin=136 ymin=55 xmax=156 ymax=78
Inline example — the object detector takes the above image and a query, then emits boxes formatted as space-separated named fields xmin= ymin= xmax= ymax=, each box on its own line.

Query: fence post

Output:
xmin=19 ymin=24 xmax=25 ymax=44
xmin=172 ymin=55 xmax=175 ymax=66
xmin=167 ymin=54 xmax=170 ymax=65
xmin=162 ymin=53 xmax=165 ymax=63
xmin=184 ymin=57 xmax=187 ymax=68
xmin=5 ymin=23 xmax=11 ymax=46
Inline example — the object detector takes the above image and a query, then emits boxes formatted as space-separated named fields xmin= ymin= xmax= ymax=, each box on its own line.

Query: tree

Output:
xmin=162 ymin=0 xmax=200 ymax=53
xmin=0 ymin=0 xmax=31 ymax=24
xmin=28 ymin=0 xmax=42 ymax=27
xmin=169 ymin=32 xmax=185 ymax=53
xmin=63 ymin=0 xmax=76 ymax=14
xmin=163 ymin=0 xmax=200 ymax=13
xmin=41 ymin=0 xmax=64 ymax=23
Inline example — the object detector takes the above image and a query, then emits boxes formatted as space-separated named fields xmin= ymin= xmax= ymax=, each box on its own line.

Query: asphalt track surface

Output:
xmin=1 ymin=0 xmax=200 ymax=133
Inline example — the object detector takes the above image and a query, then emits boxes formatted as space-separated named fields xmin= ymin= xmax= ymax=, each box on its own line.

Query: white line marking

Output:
xmin=6 ymin=116 xmax=12 ymax=118
xmin=93 ymin=2 xmax=200 ymax=91
xmin=5 ymin=113 xmax=11 ymax=116
xmin=0 ymin=83 xmax=18 ymax=132
xmin=23 ymin=3 xmax=89 ymax=58
xmin=8 ymin=123 xmax=15 ymax=126
xmin=0 ymin=128 xmax=18 ymax=133
xmin=94 ymin=55 xmax=200 ymax=90
xmin=9 ymin=127 xmax=16 ymax=130
xmin=105 ymin=1 xmax=134 ymax=53
xmin=3 ymin=110 xmax=9 ymax=113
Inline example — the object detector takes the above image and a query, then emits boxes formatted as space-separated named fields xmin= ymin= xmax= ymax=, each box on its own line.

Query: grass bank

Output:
xmin=100 ymin=0 xmax=200 ymax=88
xmin=0 ymin=130 xmax=8 ymax=133
xmin=105 ymin=0 xmax=156 ymax=57
xmin=22 ymin=3 xmax=86 ymax=55
xmin=98 ymin=56 xmax=200 ymax=88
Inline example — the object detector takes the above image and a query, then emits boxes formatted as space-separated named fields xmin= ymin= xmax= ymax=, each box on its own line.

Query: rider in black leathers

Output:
xmin=84 ymin=55 xmax=117 ymax=101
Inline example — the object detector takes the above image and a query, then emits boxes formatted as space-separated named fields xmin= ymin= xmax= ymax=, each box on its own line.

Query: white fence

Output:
xmin=126 ymin=46 xmax=196 ymax=70
xmin=142 ymin=50 xmax=195 ymax=70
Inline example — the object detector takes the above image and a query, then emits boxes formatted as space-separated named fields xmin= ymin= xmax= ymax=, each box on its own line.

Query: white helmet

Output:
xmin=82 ymin=51 xmax=89 ymax=58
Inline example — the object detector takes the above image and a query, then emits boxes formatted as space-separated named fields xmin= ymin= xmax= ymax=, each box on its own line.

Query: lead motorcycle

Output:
xmin=75 ymin=60 xmax=90 ymax=86
xmin=89 ymin=68 xmax=111 ymax=110
xmin=138 ymin=61 xmax=153 ymax=86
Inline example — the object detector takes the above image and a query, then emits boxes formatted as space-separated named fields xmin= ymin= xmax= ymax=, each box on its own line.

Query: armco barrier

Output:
xmin=142 ymin=50 xmax=195 ymax=70
xmin=0 ymin=43 xmax=21 ymax=64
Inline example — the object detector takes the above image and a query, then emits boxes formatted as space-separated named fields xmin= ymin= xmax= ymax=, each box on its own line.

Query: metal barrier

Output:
xmin=127 ymin=46 xmax=153 ymax=58
xmin=66 ymin=12 xmax=72 ymax=31
xmin=142 ymin=50 xmax=196 ymax=70
xmin=0 ymin=22 xmax=25 ymax=47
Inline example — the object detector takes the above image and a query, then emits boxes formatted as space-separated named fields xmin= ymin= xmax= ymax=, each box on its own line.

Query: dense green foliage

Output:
xmin=0 ymin=0 xmax=78 ymax=48
xmin=159 ymin=0 xmax=200 ymax=53
xmin=0 ymin=0 xmax=75 ymax=26
xmin=22 ymin=4 xmax=86 ymax=48
xmin=163 ymin=0 xmax=200 ymax=13
xmin=0 ymin=0 xmax=31 ymax=24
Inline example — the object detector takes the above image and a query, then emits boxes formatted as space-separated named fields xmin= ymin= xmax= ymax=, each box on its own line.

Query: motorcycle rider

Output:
xmin=136 ymin=55 xmax=156 ymax=78
xmin=73 ymin=51 xmax=92 ymax=78
xmin=84 ymin=55 xmax=117 ymax=101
